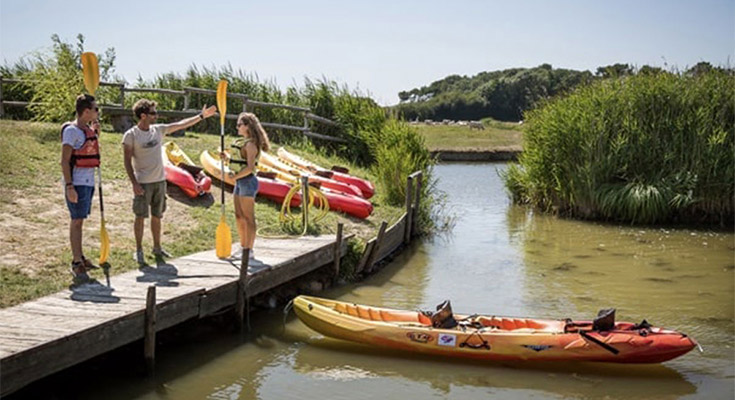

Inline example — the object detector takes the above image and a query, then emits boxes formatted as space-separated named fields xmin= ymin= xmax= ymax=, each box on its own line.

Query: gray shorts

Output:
xmin=133 ymin=181 xmax=167 ymax=218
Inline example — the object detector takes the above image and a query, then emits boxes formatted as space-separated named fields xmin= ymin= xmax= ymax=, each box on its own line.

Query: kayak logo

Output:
xmin=407 ymin=332 xmax=433 ymax=344
xmin=438 ymin=334 xmax=457 ymax=347
xmin=522 ymin=344 xmax=553 ymax=352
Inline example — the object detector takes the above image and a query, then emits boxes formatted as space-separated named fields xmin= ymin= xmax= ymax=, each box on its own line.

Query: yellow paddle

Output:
xmin=81 ymin=52 xmax=109 ymax=265
xmin=215 ymin=80 xmax=232 ymax=258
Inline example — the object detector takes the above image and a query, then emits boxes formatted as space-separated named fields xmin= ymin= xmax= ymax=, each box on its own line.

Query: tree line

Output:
xmin=393 ymin=62 xmax=728 ymax=122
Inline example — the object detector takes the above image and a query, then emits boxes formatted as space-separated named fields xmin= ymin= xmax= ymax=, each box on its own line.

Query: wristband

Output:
xmin=66 ymin=182 xmax=74 ymax=187
xmin=198 ymin=113 xmax=204 ymax=120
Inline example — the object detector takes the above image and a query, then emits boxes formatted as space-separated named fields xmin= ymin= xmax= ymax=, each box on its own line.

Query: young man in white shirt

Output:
xmin=62 ymin=94 xmax=100 ymax=281
xmin=122 ymin=99 xmax=216 ymax=265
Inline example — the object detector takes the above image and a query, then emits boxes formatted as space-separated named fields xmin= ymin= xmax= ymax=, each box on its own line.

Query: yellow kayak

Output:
xmin=293 ymin=295 xmax=697 ymax=363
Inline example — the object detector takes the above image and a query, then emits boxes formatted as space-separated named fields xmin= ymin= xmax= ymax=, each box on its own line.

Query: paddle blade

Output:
xmin=81 ymin=52 xmax=100 ymax=95
xmin=99 ymin=220 xmax=110 ymax=264
xmin=215 ymin=214 xmax=232 ymax=258
xmin=217 ymin=80 xmax=228 ymax=125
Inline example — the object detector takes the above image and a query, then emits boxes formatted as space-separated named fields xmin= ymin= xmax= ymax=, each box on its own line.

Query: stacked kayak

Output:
xmin=260 ymin=152 xmax=363 ymax=198
xmin=200 ymin=150 xmax=301 ymax=207
xmin=162 ymin=142 xmax=212 ymax=198
xmin=257 ymin=162 xmax=373 ymax=219
xmin=293 ymin=296 xmax=698 ymax=364
xmin=277 ymin=147 xmax=374 ymax=199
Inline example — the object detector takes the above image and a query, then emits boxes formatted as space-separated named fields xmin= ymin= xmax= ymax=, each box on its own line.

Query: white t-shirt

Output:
xmin=122 ymin=124 xmax=166 ymax=184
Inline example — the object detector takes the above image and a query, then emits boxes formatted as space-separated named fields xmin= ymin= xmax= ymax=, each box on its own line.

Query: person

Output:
xmin=225 ymin=112 xmax=270 ymax=262
xmin=61 ymin=94 xmax=100 ymax=282
xmin=123 ymin=99 xmax=217 ymax=266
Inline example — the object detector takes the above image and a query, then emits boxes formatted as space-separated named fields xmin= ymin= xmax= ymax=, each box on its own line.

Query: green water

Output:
xmin=27 ymin=163 xmax=734 ymax=399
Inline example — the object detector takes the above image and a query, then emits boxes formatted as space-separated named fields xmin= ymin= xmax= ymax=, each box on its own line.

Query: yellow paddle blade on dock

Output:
xmin=99 ymin=220 xmax=110 ymax=265
xmin=215 ymin=214 xmax=232 ymax=259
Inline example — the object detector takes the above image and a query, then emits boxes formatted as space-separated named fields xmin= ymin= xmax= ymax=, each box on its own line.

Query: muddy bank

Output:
xmin=431 ymin=146 xmax=522 ymax=162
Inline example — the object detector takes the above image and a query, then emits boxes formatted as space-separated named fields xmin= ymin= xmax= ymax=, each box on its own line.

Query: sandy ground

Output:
xmin=0 ymin=180 xmax=198 ymax=277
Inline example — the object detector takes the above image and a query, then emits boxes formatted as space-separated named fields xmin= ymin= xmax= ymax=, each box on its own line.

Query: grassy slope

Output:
xmin=414 ymin=118 xmax=524 ymax=151
xmin=0 ymin=120 xmax=403 ymax=307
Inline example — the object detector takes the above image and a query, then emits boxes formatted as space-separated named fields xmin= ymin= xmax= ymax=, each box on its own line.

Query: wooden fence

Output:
xmin=0 ymin=77 xmax=346 ymax=143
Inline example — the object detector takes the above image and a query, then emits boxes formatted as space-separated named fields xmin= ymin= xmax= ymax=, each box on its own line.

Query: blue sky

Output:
xmin=1 ymin=0 xmax=733 ymax=105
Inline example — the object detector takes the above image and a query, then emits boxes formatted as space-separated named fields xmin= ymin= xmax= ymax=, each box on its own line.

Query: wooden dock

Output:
xmin=0 ymin=234 xmax=350 ymax=396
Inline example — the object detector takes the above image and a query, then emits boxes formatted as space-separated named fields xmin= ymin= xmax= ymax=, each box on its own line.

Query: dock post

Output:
xmin=413 ymin=171 xmax=423 ymax=235
xmin=404 ymin=175 xmax=414 ymax=244
xmin=365 ymin=221 xmax=388 ymax=273
xmin=301 ymin=176 xmax=310 ymax=231
xmin=144 ymin=285 xmax=157 ymax=375
xmin=333 ymin=223 xmax=343 ymax=280
xmin=236 ymin=249 xmax=250 ymax=332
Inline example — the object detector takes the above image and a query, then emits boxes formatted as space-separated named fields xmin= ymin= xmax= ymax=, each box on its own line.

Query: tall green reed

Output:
xmin=504 ymin=70 xmax=734 ymax=225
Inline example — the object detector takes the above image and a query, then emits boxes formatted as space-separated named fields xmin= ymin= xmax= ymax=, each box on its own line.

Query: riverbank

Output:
xmin=431 ymin=146 xmax=522 ymax=161
xmin=0 ymin=120 xmax=406 ymax=308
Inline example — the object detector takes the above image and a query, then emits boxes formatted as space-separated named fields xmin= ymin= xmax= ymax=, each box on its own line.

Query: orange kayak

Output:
xmin=293 ymin=296 xmax=698 ymax=364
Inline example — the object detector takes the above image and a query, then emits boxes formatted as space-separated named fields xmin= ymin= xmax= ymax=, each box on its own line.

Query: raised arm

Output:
xmin=160 ymin=105 xmax=217 ymax=135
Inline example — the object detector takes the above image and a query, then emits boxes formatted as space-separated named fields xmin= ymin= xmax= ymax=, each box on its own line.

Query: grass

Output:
xmin=412 ymin=118 xmax=523 ymax=151
xmin=0 ymin=120 xmax=405 ymax=308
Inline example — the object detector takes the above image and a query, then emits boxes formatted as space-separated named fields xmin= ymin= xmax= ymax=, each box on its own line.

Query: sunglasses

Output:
xmin=237 ymin=122 xmax=247 ymax=127
xmin=88 ymin=106 xmax=99 ymax=112
xmin=146 ymin=110 xmax=158 ymax=116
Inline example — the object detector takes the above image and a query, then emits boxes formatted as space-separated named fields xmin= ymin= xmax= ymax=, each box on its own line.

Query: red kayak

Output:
xmin=277 ymin=147 xmax=375 ymax=199
xmin=315 ymin=187 xmax=373 ymax=219
xmin=163 ymin=142 xmax=212 ymax=198
xmin=261 ymin=152 xmax=363 ymax=198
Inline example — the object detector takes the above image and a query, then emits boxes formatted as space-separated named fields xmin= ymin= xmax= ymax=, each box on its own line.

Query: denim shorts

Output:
xmin=66 ymin=185 xmax=95 ymax=220
xmin=234 ymin=174 xmax=258 ymax=197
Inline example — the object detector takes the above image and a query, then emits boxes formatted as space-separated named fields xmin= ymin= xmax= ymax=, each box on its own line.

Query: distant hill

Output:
xmin=392 ymin=62 xmax=720 ymax=122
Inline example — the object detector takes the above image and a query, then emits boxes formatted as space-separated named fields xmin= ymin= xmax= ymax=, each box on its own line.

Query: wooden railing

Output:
xmin=0 ymin=77 xmax=346 ymax=143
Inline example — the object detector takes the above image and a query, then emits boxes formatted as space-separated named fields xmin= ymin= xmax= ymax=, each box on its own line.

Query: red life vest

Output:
xmin=61 ymin=122 xmax=100 ymax=168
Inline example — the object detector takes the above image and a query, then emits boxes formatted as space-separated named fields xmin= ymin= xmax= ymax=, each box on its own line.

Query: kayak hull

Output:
xmin=293 ymin=296 xmax=697 ymax=364
xmin=163 ymin=142 xmax=211 ymax=198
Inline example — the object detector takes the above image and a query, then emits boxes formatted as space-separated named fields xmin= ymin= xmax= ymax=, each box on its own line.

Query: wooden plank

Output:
xmin=247 ymin=239 xmax=347 ymax=295
xmin=405 ymin=174 xmax=414 ymax=244
xmin=305 ymin=112 xmax=339 ymax=126
xmin=412 ymin=171 xmax=423 ymax=235
xmin=376 ymin=215 xmax=406 ymax=262
xmin=365 ymin=221 xmax=388 ymax=273
xmin=355 ymin=239 xmax=375 ymax=275
xmin=247 ymin=99 xmax=309 ymax=112
xmin=123 ymin=87 xmax=185 ymax=96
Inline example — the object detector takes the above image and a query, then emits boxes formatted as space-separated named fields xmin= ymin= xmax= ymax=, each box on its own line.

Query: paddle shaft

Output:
xmin=220 ymin=124 xmax=225 ymax=214
xmin=97 ymin=167 xmax=104 ymax=218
